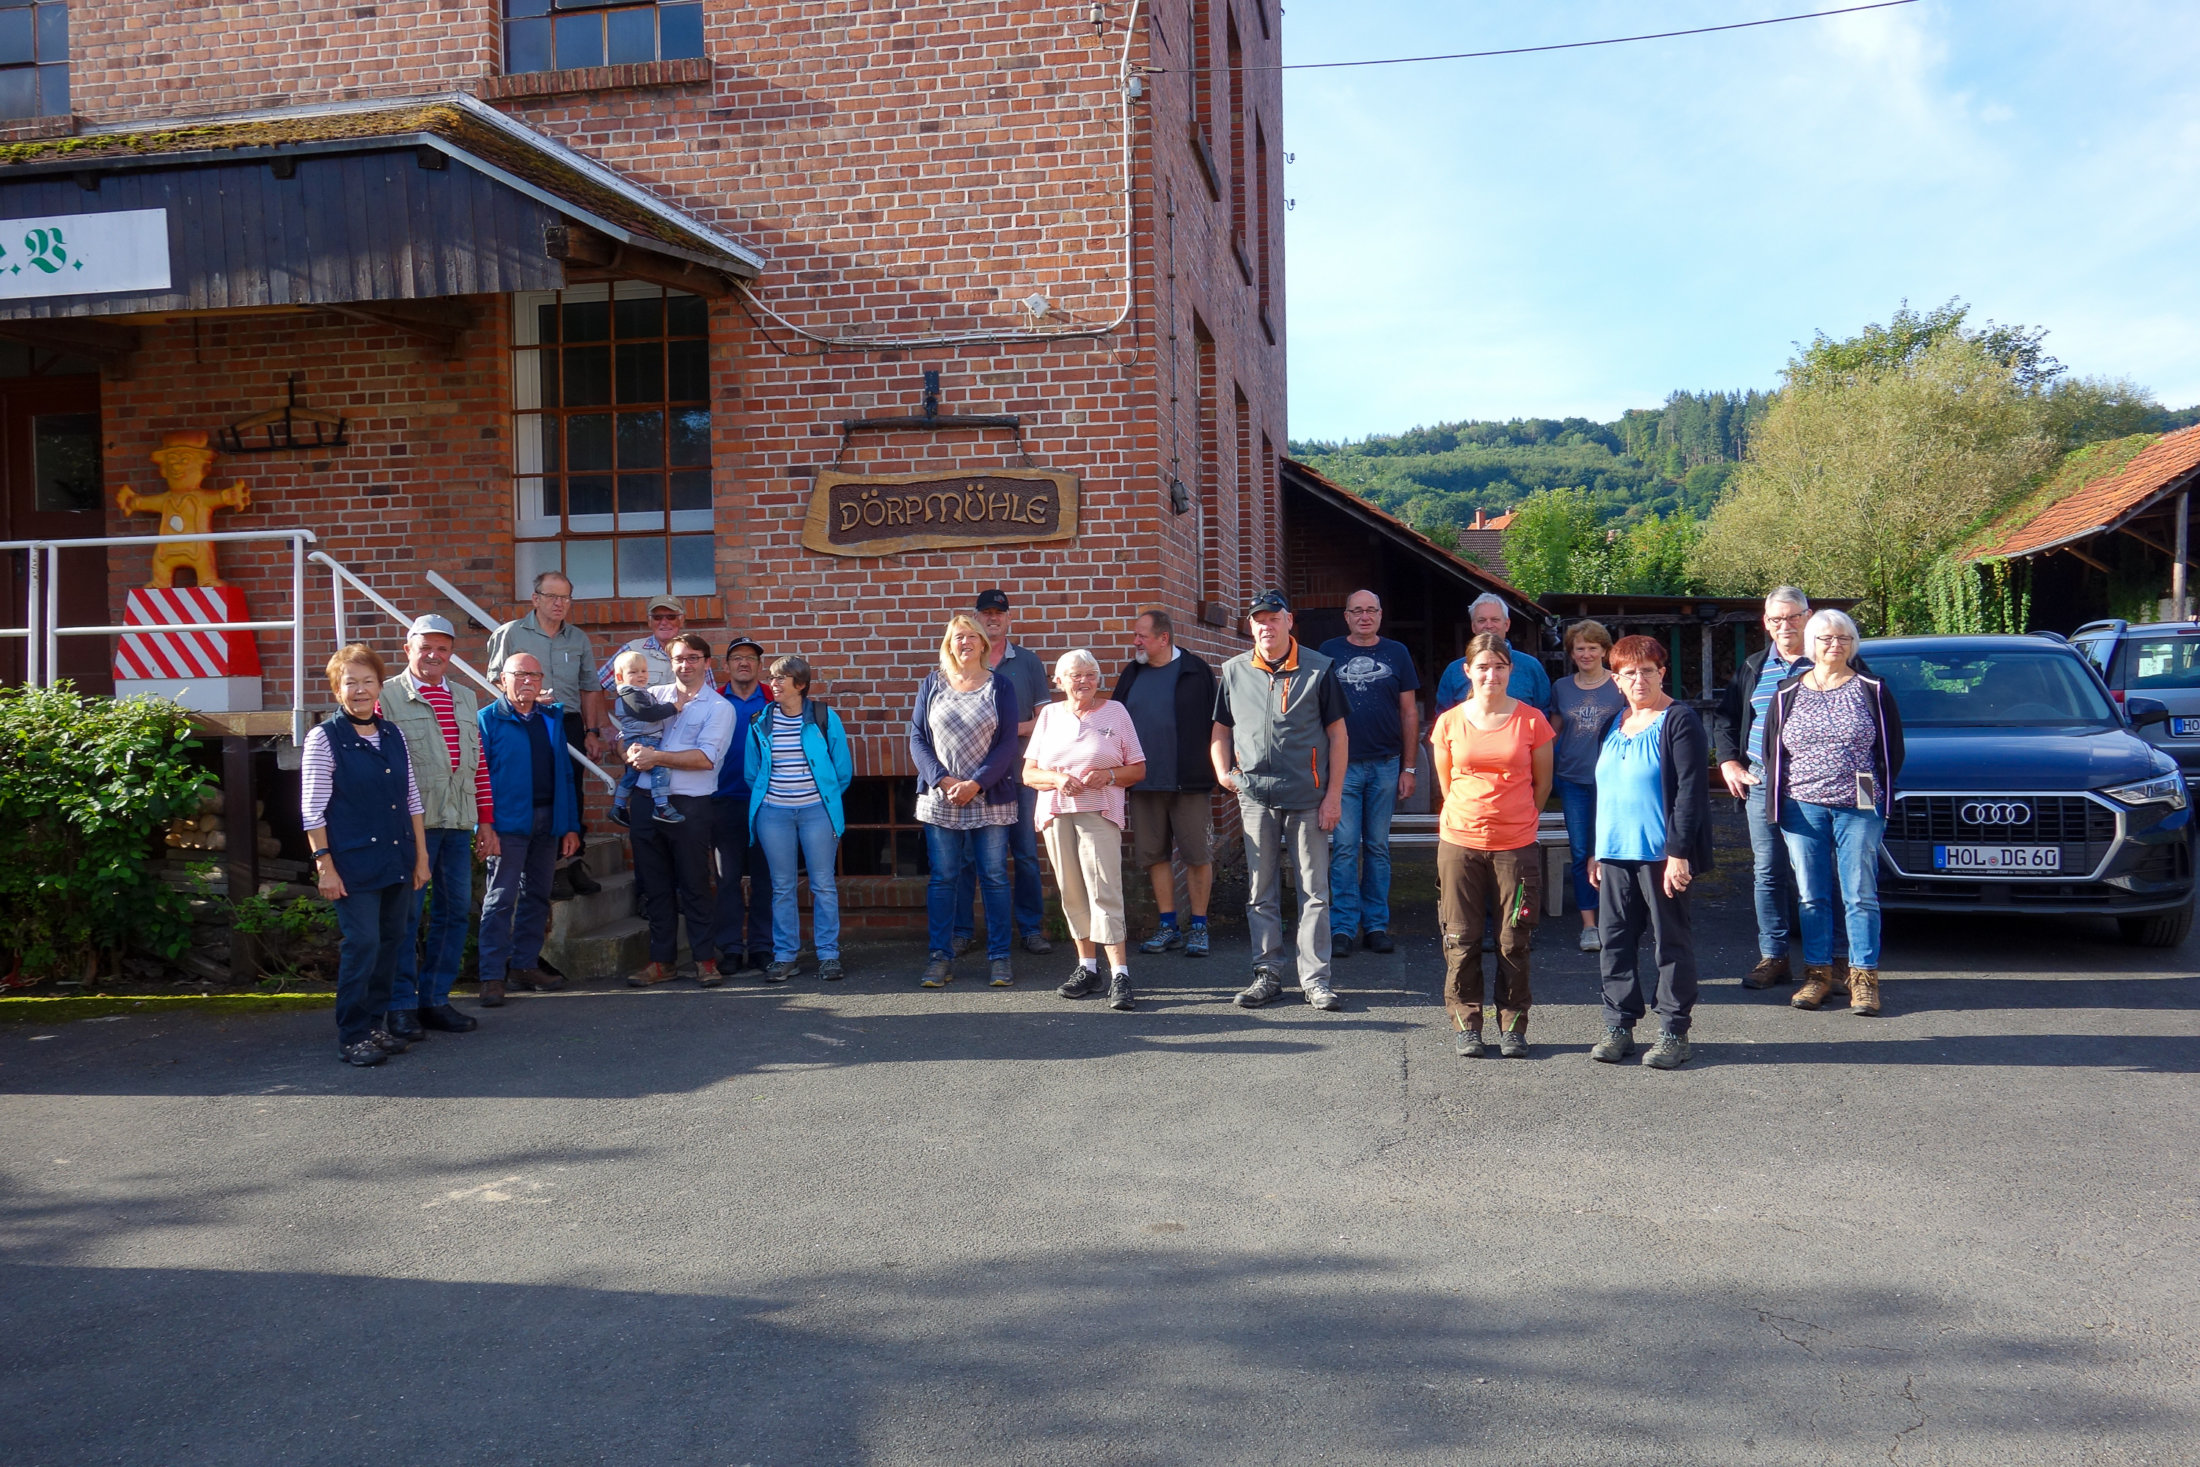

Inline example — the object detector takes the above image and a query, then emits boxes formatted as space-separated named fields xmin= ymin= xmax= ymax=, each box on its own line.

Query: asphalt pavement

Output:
xmin=3 ymin=852 xmax=2197 ymax=1466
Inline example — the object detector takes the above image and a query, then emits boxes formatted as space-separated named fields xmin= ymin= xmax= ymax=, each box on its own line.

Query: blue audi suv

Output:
xmin=1863 ymin=634 xmax=2195 ymax=947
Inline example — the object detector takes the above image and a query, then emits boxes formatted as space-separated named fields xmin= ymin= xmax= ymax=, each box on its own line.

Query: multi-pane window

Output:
xmin=504 ymin=0 xmax=704 ymax=74
xmin=511 ymin=282 xmax=715 ymax=601
xmin=839 ymin=778 xmax=927 ymax=877
xmin=0 ymin=0 xmax=67 ymax=120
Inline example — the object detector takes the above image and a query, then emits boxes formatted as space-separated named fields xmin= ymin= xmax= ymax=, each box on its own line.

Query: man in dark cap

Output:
xmin=954 ymin=587 xmax=1055 ymax=956
xmin=1211 ymin=591 xmax=1351 ymax=1011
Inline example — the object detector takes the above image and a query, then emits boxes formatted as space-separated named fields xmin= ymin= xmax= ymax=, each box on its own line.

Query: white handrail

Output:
xmin=5 ymin=528 xmax=315 ymax=745
xmin=308 ymin=550 xmax=617 ymax=791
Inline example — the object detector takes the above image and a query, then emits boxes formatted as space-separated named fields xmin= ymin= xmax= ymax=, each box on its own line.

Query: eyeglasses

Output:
xmin=1345 ymin=606 xmax=1380 ymax=616
xmin=1613 ymin=665 xmax=1661 ymax=677
xmin=1815 ymin=635 xmax=1856 ymax=646
xmin=506 ymin=672 xmax=543 ymax=682
xmin=1765 ymin=613 xmax=1806 ymax=626
xmin=671 ymin=654 xmax=708 ymax=666
xmin=649 ymin=612 xmax=682 ymax=622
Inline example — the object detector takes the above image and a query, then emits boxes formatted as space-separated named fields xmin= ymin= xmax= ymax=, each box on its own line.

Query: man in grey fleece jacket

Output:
xmin=1211 ymin=590 xmax=1352 ymax=1010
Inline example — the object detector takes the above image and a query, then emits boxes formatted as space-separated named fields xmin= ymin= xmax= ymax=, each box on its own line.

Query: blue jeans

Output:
xmin=1555 ymin=777 xmax=1598 ymax=915
xmin=613 ymin=734 xmax=671 ymax=811
xmin=1746 ymin=772 xmax=1796 ymax=959
xmin=929 ymin=822 xmax=1013 ymax=961
xmin=392 ymin=826 xmax=473 ymax=1010
xmin=333 ymin=880 xmax=408 ymax=1046
xmin=1778 ymin=799 xmax=1886 ymax=970
xmin=1329 ymin=756 xmax=1400 ymax=939
xmin=756 ymin=800 xmax=841 ymax=963
xmin=477 ymin=805 xmax=559 ymax=981
xmin=955 ymin=783 xmax=1046 ymax=940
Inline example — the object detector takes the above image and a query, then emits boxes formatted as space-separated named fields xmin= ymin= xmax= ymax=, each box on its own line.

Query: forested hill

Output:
xmin=1288 ymin=390 xmax=1772 ymax=543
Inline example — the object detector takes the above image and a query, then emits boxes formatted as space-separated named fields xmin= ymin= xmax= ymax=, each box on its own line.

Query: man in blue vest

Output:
xmin=474 ymin=652 xmax=582 ymax=1007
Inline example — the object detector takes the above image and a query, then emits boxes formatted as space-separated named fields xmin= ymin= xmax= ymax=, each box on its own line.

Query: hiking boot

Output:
xmin=1847 ymin=968 xmax=1882 ymax=1015
xmin=1235 ymin=970 xmax=1283 ymax=1008
xmin=1792 ymin=965 xmax=1836 ymax=1009
xmin=341 ymin=1039 xmax=388 ymax=1067
xmin=1139 ymin=927 xmax=1184 ymax=955
xmin=694 ymin=959 xmax=725 ymax=988
xmin=1021 ymin=932 xmax=1054 ymax=956
xmin=920 ymin=955 xmax=953 ymax=988
xmin=1303 ymin=981 xmax=1342 ymax=1011
xmin=509 ymin=967 xmax=563 ymax=993
xmin=1742 ymin=954 xmax=1792 ymax=989
xmin=989 ymin=959 xmax=1015 ymax=987
xmin=476 ymin=979 xmax=507 ymax=1008
xmin=1578 ymin=927 xmax=1601 ymax=953
xmin=763 ymin=960 xmax=798 ymax=984
xmin=1499 ymin=1027 xmax=1529 ymax=1059
xmin=1454 ymin=1026 xmax=1486 ymax=1058
xmin=1057 ymin=965 xmax=1101 ymax=999
xmin=818 ymin=959 xmax=845 ymax=982
xmin=383 ymin=1008 xmax=425 ymax=1042
xmin=1643 ymin=1029 xmax=1694 ymax=1069
xmin=1330 ymin=933 xmax=1354 ymax=960
xmin=625 ymin=961 xmax=674 ymax=988
xmin=1590 ymin=1026 xmax=1636 ymax=1063
xmin=1107 ymin=973 xmax=1135 ymax=1011
xmin=1363 ymin=929 xmax=1394 ymax=954
xmin=1183 ymin=926 xmax=1211 ymax=958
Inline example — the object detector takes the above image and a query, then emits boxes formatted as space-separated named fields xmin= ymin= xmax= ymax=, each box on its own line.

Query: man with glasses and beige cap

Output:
xmin=598 ymin=595 xmax=690 ymax=695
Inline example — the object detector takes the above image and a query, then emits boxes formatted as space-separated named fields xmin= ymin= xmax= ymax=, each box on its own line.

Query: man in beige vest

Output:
xmin=381 ymin=615 xmax=491 ymax=1037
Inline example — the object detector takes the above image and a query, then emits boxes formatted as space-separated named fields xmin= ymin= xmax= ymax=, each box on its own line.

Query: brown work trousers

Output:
xmin=1437 ymin=839 xmax=1541 ymax=1035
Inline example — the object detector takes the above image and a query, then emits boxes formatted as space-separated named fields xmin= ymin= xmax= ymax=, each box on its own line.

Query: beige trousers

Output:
xmin=1043 ymin=810 xmax=1127 ymax=945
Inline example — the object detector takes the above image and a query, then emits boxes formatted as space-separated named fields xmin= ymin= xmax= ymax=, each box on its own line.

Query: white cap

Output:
xmin=408 ymin=614 xmax=457 ymax=639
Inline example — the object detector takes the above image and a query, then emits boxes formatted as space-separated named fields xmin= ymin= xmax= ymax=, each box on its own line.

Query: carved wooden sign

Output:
xmin=802 ymin=468 xmax=1080 ymax=557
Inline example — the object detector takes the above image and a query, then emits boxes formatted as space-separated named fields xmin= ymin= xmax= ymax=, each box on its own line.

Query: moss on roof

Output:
xmin=1959 ymin=433 xmax=2163 ymax=559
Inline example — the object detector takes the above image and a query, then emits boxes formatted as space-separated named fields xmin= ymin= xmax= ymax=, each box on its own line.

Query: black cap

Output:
xmin=725 ymin=634 xmax=764 ymax=657
xmin=974 ymin=588 xmax=1010 ymax=612
xmin=1247 ymin=590 xmax=1290 ymax=615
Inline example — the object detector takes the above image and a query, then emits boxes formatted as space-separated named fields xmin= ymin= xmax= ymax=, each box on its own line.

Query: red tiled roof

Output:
xmin=1280 ymin=458 xmax=1546 ymax=612
xmin=1971 ymin=424 xmax=2200 ymax=560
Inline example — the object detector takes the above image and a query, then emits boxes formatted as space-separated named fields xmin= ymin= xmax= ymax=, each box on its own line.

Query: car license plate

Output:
xmin=2172 ymin=717 xmax=2200 ymax=737
xmin=1933 ymin=844 xmax=2060 ymax=872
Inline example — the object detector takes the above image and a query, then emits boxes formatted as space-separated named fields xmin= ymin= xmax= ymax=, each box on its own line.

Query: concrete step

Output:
xmin=545 ymin=915 xmax=652 ymax=982
xmin=550 ymin=868 xmax=637 ymax=940
xmin=578 ymin=831 xmax=630 ymax=880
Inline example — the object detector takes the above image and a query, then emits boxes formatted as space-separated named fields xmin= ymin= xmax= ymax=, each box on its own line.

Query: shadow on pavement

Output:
xmin=3 ymin=1253 xmax=2182 ymax=1466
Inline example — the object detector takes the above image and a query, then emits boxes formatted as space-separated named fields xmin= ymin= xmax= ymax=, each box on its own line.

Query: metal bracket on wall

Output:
xmin=217 ymin=374 xmax=350 ymax=454
xmin=832 ymin=368 xmax=1035 ymax=467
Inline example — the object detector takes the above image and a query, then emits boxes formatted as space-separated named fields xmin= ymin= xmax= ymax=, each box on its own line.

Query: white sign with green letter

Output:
xmin=0 ymin=208 xmax=171 ymax=300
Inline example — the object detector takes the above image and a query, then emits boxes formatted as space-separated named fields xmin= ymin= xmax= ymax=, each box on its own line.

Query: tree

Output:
xmin=1791 ymin=297 xmax=2063 ymax=392
xmin=1692 ymin=334 xmax=2056 ymax=633
xmin=1500 ymin=487 xmax=1603 ymax=599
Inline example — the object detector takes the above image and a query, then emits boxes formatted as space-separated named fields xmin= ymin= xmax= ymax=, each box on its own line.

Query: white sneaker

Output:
xmin=1578 ymin=927 xmax=1601 ymax=953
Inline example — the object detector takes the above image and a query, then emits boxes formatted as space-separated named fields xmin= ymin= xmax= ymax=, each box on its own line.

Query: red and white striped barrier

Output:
xmin=114 ymin=586 xmax=264 ymax=681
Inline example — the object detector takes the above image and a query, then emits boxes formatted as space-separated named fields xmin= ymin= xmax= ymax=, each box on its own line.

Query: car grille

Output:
xmin=1883 ymin=794 xmax=2118 ymax=879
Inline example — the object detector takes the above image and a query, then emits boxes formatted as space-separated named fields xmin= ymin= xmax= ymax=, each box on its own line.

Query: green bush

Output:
xmin=228 ymin=893 xmax=339 ymax=990
xmin=0 ymin=683 xmax=211 ymax=983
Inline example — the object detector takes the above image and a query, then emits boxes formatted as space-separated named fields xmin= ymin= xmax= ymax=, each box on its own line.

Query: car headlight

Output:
xmin=2104 ymin=773 xmax=2188 ymax=810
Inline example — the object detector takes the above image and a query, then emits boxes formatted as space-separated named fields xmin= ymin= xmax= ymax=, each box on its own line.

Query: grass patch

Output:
xmin=0 ymin=992 xmax=337 ymax=1024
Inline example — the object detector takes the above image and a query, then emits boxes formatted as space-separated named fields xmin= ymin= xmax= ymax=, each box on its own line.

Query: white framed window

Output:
xmin=511 ymin=280 xmax=714 ymax=601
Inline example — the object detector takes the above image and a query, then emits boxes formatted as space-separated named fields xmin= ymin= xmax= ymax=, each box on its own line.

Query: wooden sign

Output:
xmin=802 ymin=468 xmax=1079 ymax=557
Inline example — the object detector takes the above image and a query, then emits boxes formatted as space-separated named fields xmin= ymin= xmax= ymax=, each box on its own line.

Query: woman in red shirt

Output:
xmin=1430 ymin=632 xmax=1555 ymax=1057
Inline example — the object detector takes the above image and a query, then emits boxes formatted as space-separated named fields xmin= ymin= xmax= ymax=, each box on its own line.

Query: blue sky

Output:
xmin=1279 ymin=1 xmax=2200 ymax=443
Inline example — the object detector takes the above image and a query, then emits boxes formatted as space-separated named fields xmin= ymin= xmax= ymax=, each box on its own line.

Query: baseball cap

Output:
xmin=974 ymin=588 xmax=1010 ymax=612
xmin=725 ymin=634 xmax=765 ymax=657
xmin=1247 ymin=590 xmax=1290 ymax=615
xmin=408 ymin=614 xmax=457 ymax=639
xmin=645 ymin=595 xmax=686 ymax=616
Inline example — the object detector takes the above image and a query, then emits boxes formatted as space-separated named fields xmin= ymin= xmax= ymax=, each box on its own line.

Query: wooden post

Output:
xmin=2175 ymin=491 xmax=2190 ymax=622
xmin=223 ymin=735 xmax=260 ymax=981
xmin=1700 ymin=622 xmax=1714 ymax=699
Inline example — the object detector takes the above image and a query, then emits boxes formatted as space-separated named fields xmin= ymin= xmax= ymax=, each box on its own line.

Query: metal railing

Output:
xmin=311 ymin=550 xmax=616 ymax=790
xmin=2 ymin=529 xmax=316 ymax=743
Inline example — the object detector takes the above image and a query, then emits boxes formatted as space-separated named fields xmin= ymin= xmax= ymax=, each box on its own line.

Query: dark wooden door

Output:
xmin=0 ymin=378 xmax=108 ymax=693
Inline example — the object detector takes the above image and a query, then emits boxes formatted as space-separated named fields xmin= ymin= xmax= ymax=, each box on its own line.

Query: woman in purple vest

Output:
xmin=302 ymin=644 xmax=430 ymax=1066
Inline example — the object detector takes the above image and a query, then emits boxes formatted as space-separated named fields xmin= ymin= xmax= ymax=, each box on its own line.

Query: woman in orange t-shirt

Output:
xmin=1430 ymin=632 xmax=1555 ymax=1058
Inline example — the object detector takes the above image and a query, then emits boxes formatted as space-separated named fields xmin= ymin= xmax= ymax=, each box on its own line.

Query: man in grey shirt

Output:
xmin=954 ymin=588 xmax=1054 ymax=954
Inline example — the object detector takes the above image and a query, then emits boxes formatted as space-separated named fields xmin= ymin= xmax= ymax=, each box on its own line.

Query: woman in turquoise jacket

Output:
xmin=745 ymin=654 xmax=856 ymax=982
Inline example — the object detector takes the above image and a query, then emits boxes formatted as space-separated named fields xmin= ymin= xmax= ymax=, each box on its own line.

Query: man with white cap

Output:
xmin=380 ymin=613 xmax=492 ymax=1035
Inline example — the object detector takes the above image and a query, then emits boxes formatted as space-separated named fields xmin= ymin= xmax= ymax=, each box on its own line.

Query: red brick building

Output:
xmin=0 ymin=1 xmax=1289 ymax=914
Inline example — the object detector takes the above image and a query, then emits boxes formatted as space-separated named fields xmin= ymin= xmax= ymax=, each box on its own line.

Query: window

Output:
xmin=0 ymin=0 xmax=67 ymax=120
xmin=1254 ymin=119 xmax=1273 ymax=325
xmin=840 ymin=777 xmax=926 ymax=877
xmin=1234 ymin=388 xmax=1252 ymax=607
xmin=1195 ymin=317 xmax=1219 ymax=615
xmin=504 ymin=0 xmax=703 ymax=75
xmin=2123 ymin=636 xmax=2200 ymax=690
xmin=511 ymin=281 xmax=715 ymax=601
xmin=1226 ymin=15 xmax=1246 ymax=255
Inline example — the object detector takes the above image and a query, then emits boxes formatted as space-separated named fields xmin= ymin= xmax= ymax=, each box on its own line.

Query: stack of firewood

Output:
xmin=165 ymin=787 xmax=281 ymax=858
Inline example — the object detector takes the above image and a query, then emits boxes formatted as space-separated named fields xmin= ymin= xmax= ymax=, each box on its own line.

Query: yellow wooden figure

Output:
xmin=114 ymin=429 xmax=253 ymax=588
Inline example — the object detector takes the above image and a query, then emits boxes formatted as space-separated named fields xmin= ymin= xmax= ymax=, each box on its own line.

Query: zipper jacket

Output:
xmin=1759 ymin=670 xmax=1905 ymax=822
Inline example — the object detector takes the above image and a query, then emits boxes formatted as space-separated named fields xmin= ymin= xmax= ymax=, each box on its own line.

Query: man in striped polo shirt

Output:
xmin=382 ymin=615 xmax=496 ymax=1036
xmin=1711 ymin=587 xmax=1817 ymax=991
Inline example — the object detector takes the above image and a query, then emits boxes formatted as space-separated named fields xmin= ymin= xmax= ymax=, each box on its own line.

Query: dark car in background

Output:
xmin=2070 ymin=619 xmax=2200 ymax=776
xmin=1863 ymin=634 xmax=2195 ymax=947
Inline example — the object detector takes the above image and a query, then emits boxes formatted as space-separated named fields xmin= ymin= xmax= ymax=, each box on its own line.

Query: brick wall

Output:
xmin=83 ymin=1 xmax=1287 ymax=797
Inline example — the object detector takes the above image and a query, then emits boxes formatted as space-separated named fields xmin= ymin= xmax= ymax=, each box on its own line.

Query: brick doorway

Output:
xmin=0 ymin=374 xmax=107 ymax=693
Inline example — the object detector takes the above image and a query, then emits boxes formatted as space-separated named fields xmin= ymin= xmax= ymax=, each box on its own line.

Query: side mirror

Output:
xmin=2127 ymin=695 xmax=2170 ymax=729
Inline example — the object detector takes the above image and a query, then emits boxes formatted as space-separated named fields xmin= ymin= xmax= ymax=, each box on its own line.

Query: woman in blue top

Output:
xmin=745 ymin=654 xmax=855 ymax=984
xmin=1549 ymin=619 xmax=1627 ymax=954
xmin=1588 ymin=635 xmax=1713 ymax=1071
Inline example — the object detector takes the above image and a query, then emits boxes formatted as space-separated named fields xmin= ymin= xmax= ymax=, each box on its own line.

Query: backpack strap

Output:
xmin=810 ymin=699 xmax=829 ymax=734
